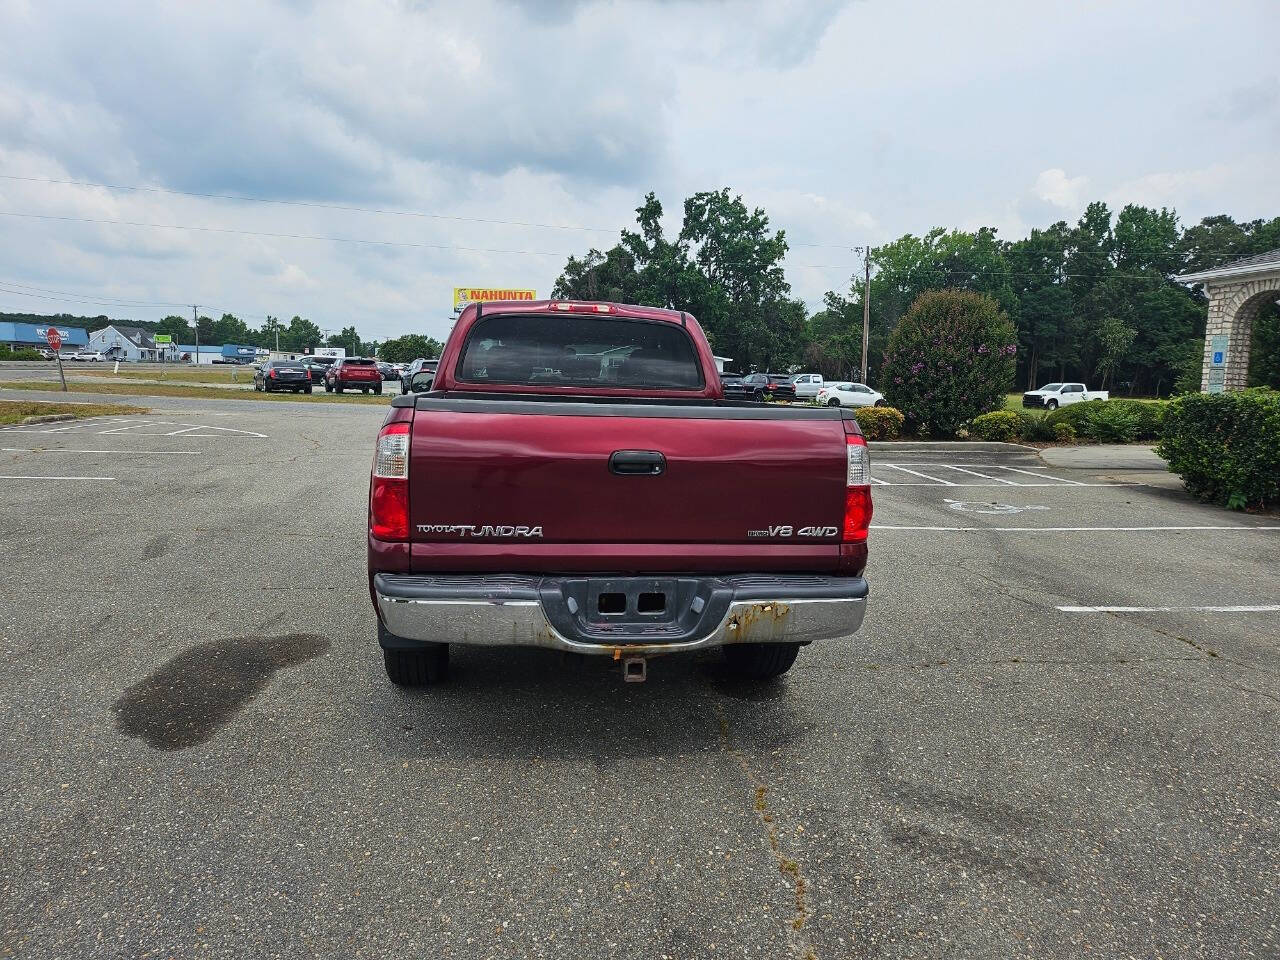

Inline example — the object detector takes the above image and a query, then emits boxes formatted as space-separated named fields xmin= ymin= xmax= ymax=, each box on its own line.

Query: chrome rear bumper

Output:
xmin=373 ymin=572 xmax=867 ymax=656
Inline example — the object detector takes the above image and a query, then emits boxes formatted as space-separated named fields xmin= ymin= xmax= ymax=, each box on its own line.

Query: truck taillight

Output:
xmin=843 ymin=435 xmax=873 ymax=542
xmin=370 ymin=422 xmax=410 ymax=541
xmin=551 ymin=302 xmax=612 ymax=313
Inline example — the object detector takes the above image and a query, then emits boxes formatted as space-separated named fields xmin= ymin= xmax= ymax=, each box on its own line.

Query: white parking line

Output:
xmin=938 ymin=465 xmax=1018 ymax=484
xmin=1058 ymin=605 xmax=1280 ymax=613
xmin=0 ymin=418 xmax=269 ymax=438
xmin=881 ymin=464 xmax=957 ymax=485
xmin=873 ymin=525 xmax=1280 ymax=532
xmin=873 ymin=462 xmax=1125 ymax=487
xmin=996 ymin=465 xmax=1088 ymax=486
xmin=0 ymin=474 xmax=117 ymax=481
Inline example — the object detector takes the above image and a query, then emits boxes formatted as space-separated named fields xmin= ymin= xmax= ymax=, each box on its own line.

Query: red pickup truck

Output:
xmin=367 ymin=300 xmax=871 ymax=686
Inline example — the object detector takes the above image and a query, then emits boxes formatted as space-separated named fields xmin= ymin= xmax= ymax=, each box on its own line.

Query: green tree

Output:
xmin=257 ymin=315 xmax=284 ymax=350
xmin=281 ymin=316 xmax=323 ymax=352
xmin=551 ymin=246 xmax=641 ymax=303
xmin=678 ymin=188 xmax=795 ymax=370
xmin=156 ymin=314 xmax=193 ymax=343
xmin=326 ymin=325 xmax=365 ymax=356
xmin=845 ymin=227 xmax=1016 ymax=385
xmin=1094 ymin=315 xmax=1137 ymax=390
xmin=378 ymin=334 xmax=443 ymax=363
xmin=881 ymin=289 xmax=1017 ymax=436
xmin=210 ymin=313 xmax=250 ymax=345
xmin=1005 ymin=222 xmax=1077 ymax=388
xmin=551 ymin=188 xmax=803 ymax=371
xmin=804 ymin=292 xmax=863 ymax=379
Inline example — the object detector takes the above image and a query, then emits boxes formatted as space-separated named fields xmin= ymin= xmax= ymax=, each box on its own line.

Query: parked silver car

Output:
xmin=790 ymin=373 xmax=824 ymax=399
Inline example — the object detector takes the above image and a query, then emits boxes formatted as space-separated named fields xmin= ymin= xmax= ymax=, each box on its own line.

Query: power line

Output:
xmin=4 ymin=173 xmax=1270 ymax=261
xmin=0 ymin=173 xmax=854 ymax=250
xmin=0 ymin=279 xmax=190 ymax=308
xmin=0 ymin=209 xmax=862 ymax=269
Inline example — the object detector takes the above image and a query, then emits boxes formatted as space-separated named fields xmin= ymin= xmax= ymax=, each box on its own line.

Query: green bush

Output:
xmin=0 ymin=345 xmax=44 ymax=361
xmin=1017 ymin=412 xmax=1056 ymax=442
xmin=1045 ymin=399 xmax=1168 ymax=443
xmin=969 ymin=410 xmax=1023 ymax=442
xmin=1082 ymin=402 xmax=1140 ymax=443
xmin=1156 ymin=390 xmax=1280 ymax=509
xmin=881 ymin=289 xmax=1017 ymax=437
xmin=1052 ymin=422 xmax=1077 ymax=443
xmin=853 ymin=406 xmax=905 ymax=441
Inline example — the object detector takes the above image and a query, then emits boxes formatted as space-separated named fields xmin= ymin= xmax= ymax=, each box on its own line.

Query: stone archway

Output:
xmin=1180 ymin=250 xmax=1280 ymax=392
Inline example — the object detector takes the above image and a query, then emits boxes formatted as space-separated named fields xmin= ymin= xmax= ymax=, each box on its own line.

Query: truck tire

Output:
xmin=382 ymin=644 xmax=449 ymax=686
xmin=723 ymin=643 xmax=801 ymax=680
xmin=1046 ymin=399 xmax=1058 ymax=410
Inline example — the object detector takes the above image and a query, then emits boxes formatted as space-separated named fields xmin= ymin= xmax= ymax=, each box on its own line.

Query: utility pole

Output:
xmin=192 ymin=305 xmax=200 ymax=365
xmin=860 ymin=248 xmax=871 ymax=385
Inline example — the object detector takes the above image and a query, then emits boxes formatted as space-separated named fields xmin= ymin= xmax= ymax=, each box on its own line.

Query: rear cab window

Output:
xmin=456 ymin=313 xmax=704 ymax=390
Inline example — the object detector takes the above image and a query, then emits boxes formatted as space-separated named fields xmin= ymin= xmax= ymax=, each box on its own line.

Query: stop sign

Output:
xmin=45 ymin=327 xmax=61 ymax=351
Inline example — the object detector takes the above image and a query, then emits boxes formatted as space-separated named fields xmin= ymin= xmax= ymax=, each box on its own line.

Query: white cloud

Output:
xmin=1033 ymin=169 xmax=1090 ymax=210
xmin=0 ymin=0 xmax=1276 ymax=337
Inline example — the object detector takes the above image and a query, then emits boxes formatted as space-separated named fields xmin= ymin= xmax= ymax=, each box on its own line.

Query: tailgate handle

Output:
xmin=609 ymin=450 xmax=666 ymax=476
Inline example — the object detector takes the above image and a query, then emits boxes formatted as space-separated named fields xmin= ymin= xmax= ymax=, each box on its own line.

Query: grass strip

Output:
xmin=2 ymin=381 xmax=392 ymax=404
xmin=0 ymin=399 xmax=148 ymax=425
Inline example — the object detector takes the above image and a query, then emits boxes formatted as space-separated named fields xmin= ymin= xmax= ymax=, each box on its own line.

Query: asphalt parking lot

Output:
xmin=1 ymin=388 xmax=1278 ymax=960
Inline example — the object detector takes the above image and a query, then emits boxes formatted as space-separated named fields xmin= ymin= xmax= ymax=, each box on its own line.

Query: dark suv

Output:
xmin=324 ymin=357 xmax=383 ymax=394
xmin=300 ymin=356 xmax=336 ymax=384
xmin=739 ymin=372 xmax=796 ymax=402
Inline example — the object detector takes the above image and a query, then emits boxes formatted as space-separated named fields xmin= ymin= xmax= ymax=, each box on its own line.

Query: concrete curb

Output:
xmin=872 ymin=440 xmax=1036 ymax=451
xmin=19 ymin=413 xmax=77 ymax=425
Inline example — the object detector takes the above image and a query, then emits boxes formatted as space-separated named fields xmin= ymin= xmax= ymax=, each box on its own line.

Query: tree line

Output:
xmin=2 ymin=311 xmax=443 ymax=364
xmin=552 ymin=193 xmax=1280 ymax=395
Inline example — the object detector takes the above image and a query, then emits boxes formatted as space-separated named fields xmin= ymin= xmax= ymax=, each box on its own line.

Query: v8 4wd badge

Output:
xmin=747 ymin=525 xmax=838 ymax=538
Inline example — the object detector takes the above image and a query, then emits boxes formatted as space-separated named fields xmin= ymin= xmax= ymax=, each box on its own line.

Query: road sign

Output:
xmin=1210 ymin=335 xmax=1228 ymax=368
xmin=45 ymin=328 xmax=68 ymax=392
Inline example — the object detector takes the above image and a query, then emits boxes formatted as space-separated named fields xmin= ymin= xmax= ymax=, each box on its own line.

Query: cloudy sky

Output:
xmin=0 ymin=0 xmax=1276 ymax=341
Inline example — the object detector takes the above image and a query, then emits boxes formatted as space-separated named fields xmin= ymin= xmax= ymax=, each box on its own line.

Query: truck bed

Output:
xmin=396 ymin=392 xmax=867 ymax=576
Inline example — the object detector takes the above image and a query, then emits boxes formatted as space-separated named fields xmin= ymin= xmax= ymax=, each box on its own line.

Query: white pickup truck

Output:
xmin=1021 ymin=382 xmax=1108 ymax=410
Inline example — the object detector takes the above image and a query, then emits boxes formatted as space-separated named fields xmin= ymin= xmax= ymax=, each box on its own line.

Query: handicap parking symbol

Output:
xmin=1212 ymin=351 xmax=1224 ymax=365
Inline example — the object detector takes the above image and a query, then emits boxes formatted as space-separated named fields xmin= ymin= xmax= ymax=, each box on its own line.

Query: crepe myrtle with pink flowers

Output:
xmin=880 ymin=289 xmax=1017 ymax=436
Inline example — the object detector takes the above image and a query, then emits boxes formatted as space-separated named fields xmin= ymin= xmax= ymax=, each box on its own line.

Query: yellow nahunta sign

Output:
xmin=452 ymin=287 xmax=537 ymax=311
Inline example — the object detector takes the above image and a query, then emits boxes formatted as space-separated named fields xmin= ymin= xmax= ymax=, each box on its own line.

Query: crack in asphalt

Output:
xmin=712 ymin=701 xmax=817 ymax=960
xmin=847 ymin=654 xmax=1210 ymax=673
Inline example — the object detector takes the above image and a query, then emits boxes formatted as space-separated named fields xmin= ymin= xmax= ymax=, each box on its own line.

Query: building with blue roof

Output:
xmin=0 ymin=320 xmax=89 ymax=350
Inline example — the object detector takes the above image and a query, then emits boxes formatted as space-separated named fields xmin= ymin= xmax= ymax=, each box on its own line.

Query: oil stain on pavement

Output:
xmin=113 ymin=634 xmax=330 ymax=751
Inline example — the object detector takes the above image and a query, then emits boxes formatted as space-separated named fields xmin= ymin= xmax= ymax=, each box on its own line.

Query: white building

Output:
xmin=86 ymin=325 xmax=168 ymax=362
